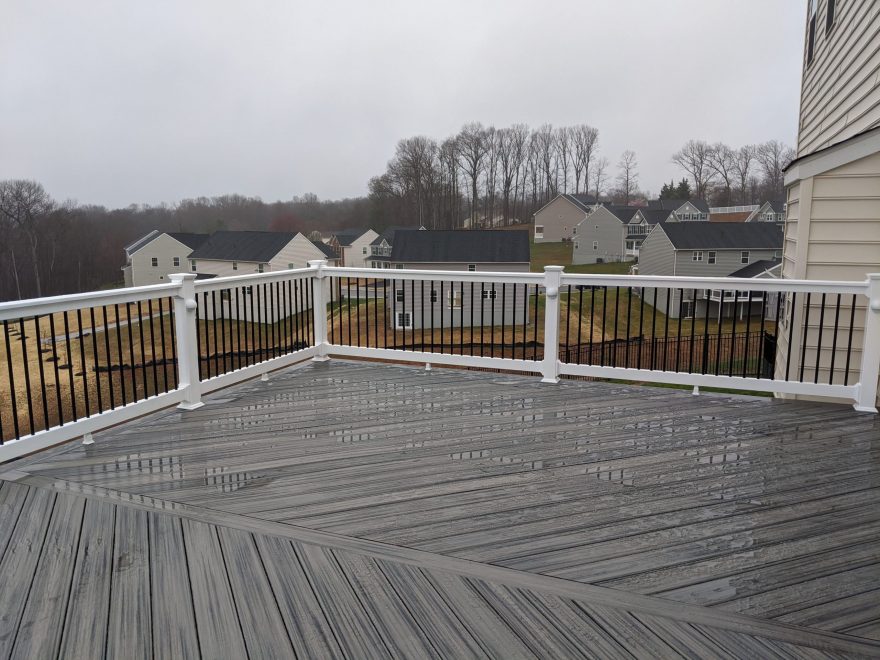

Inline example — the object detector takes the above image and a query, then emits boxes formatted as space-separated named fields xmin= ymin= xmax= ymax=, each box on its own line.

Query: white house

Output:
xmin=122 ymin=231 xmax=209 ymax=287
xmin=187 ymin=231 xmax=338 ymax=277
xmin=328 ymin=229 xmax=379 ymax=268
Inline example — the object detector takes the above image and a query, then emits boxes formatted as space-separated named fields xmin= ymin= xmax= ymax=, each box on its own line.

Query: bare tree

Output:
xmin=554 ymin=127 xmax=573 ymax=194
xmin=671 ymin=140 xmax=716 ymax=200
xmin=533 ymin=124 xmax=557 ymax=205
xmin=732 ymin=145 xmax=756 ymax=204
xmin=497 ymin=124 xmax=528 ymax=224
xmin=615 ymin=151 xmax=638 ymax=205
xmin=572 ymin=124 xmax=599 ymax=195
xmin=0 ymin=179 xmax=54 ymax=297
xmin=756 ymin=140 xmax=795 ymax=199
xmin=708 ymin=143 xmax=736 ymax=206
xmin=593 ymin=157 xmax=609 ymax=200
xmin=456 ymin=123 xmax=488 ymax=227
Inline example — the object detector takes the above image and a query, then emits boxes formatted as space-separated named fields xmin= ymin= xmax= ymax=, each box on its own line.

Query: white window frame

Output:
xmin=395 ymin=289 xmax=404 ymax=303
xmin=190 ymin=260 xmax=197 ymax=272
xmin=172 ymin=256 xmax=180 ymax=267
xmin=448 ymin=289 xmax=462 ymax=309
xmin=395 ymin=311 xmax=412 ymax=329
xmin=467 ymin=264 xmax=476 ymax=272
xmin=258 ymin=263 xmax=266 ymax=273
xmin=430 ymin=289 xmax=438 ymax=303
xmin=362 ymin=246 xmax=367 ymax=255
xmin=692 ymin=251 xmax=703 ymax=262
xmin=481 ymin=289 xmax=497 ymax=300
xmin=741 ymin=251 xmax=750 ymax=264
xmin=592 ymin=241 xmax=598 ymax=251
xmin=232 ymin=261 xmax=238 ymax=271
xmin=572 ymin=227 xmax=577 ymax=235
xmin=395 ymin=264 xmax=405 ymax=269
xmin=534 ymin=225 xmax=544 ymax=238
xmin=707 ymin=251 xmax=716 ymax=265
xmin=151 ymin=257 xmax=158 ymax=267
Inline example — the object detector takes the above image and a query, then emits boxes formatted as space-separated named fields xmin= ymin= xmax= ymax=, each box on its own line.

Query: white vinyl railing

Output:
xmin=1 ymin=260 xmax=878 ymax=462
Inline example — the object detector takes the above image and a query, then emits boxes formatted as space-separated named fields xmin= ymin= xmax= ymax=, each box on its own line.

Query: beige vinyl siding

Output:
xmin=533 ymin=197 xmax=586 ymax=243
xmin=636 ymin=228 xmax=676 ymax=277
xmin=673 ymin=249 xmax=778 ymax=278
xmin=777 ymin=151 xmax=880 ymax=402
xmin=798 ymin=0 xmax=880 ymax=157
xmin=341 ymin=230 xmax=379 ymax=268
xmin=271 ymin=234 xmax=337 ymax=269
xmin=129 ymin=234 xmax=196 ymax=286
xmin=571 ymin=207 xmax=627 ymax=264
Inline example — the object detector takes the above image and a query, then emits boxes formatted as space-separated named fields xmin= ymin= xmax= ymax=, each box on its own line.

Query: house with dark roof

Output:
xmin=365 ymin=226 xmax=424 ymax=269
xmin=647 ymin=198 xmax=710 ymax=221
xmin=386 ymin=230 xmax=530 ymax=330
xmin=122 ymin=231 xmax=209 ymax=287
xmin=638 ymin=223 xmax=783 ymax=319
xmin=571 ymin=205 xmax=637 ymax=265
xmin=188 ymin=231 xmax=338 ymax=278
xmin=328 ymin=228 xmax=379 ymax=268
xmin=532 ymin=193 xmax=599 ymax=243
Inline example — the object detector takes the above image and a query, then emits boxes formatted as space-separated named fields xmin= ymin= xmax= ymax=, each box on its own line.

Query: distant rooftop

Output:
xmin=659 ymin=222 xmax=783 ymax=250
xmin=188 ymin=231 xmax=297 ymax=262
xmin=391 ymin=230 xmax=530 ymax=263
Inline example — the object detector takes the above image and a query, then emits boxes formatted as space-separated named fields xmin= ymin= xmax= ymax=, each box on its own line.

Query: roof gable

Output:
xmin=391 ymin=230 xmax=530 ymax=263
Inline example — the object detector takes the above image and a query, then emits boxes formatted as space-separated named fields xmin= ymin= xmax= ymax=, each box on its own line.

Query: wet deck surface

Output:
xmin=2 ymin=360 xmax=879 ymax=657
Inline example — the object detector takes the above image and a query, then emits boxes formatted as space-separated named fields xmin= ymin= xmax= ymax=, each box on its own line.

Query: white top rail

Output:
xmin=0 ymin=282 xmax=180 ymax=322
xmin=560 ymin=272 xmax=870 ymax=296
xmin=323 ymin=266 xmax=545 ymax=285
xmin=193 ymin=266 xmax=315 ymax=292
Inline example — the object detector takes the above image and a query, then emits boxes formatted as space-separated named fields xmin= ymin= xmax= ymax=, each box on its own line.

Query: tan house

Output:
xmin=188 ymin=231 xmax=338 ymax=278
xmin=328 ymin=229 xmax=380 ymax=268
xmin=571 ymin=205 xmax=637 ymax=264
xmin=532 ymin=194 xmax=598 ymax=243
xmin=122 ymin=231 xmax=209 ymax=287
xmin=776 ymin=0 xmax=880 ymax=405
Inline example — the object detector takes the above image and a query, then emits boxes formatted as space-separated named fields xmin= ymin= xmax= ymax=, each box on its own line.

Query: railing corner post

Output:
xmin=541 ymin=265 xmax=564 ymax=384
xmin=308 ymin=260 xmax=330 ymax=361
xmin=169 ymin=273 xmax=204 ymax=410
xmin=855 ymin=273 xmax=880 ymax=413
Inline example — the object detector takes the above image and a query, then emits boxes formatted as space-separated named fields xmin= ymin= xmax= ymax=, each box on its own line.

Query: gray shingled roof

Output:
xmin=370 ymin=226 xmax=408 ymax=246
xmin=167 ymin=233 xmax=210 ymax=250
xmin=648 ymin=198 xmax=710 ymax=214
xmin=188 ymin=231 xmax=297 ymax=262
xmin=311 ymin=240 xmax=339 ymax=259
xmin=391 ymin=230 xmax=530 ymax=263
xmin=640 ymin=208 xmax=674 ymax=225
xmin=730 ymin=259 xmax=782 ymax=278
xmin=660 ymin=223 xmax=783 ymax=250
xmin=562 ymin=194 xmax=599 ymax=211
xmin=332 ymin=229 xmax=368 ymax=246
xmin=604 ymin=205 xmax=640 ymax=222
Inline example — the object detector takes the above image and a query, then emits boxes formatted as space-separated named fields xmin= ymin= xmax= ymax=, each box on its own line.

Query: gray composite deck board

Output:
xmin=1 ymin=360 xmax=879 ymax=656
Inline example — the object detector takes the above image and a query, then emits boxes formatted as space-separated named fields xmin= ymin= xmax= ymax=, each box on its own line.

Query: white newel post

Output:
xmin=541 ymin=266 xmax=564 ymax=383
xmin=169 ymin=273 xmax=204 ymax=410
xmin=308 ymin=260 xmax=330 ymax=361
xmin=855 ymin=273 xmax=880 ymax=413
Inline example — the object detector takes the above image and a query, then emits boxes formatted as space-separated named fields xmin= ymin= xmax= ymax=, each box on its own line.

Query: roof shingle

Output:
xmin=391 ymin=230 xmax=530 ymax=263
xmin=660 ymin=222 xmax=783 ymax=250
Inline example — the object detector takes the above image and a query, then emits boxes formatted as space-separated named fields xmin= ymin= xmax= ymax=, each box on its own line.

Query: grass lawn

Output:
xmin=530 ymin=241 xmax=634 ymax=274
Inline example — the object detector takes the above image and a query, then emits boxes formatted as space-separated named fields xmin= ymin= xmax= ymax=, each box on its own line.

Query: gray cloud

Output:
xmin=0 ymin=0 xmax=804 ymax=207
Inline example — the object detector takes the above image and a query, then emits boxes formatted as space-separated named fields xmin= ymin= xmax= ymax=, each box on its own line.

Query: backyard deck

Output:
xmin=1 ymin=359 xmax=878 ymax=658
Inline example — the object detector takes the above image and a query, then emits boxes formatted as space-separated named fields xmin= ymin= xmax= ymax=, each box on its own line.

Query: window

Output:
xmin=220 ymin=290 xmax=231 ymax=301
xmin=534 ymin=225 xmax=544 ymax=238
xmin=362 ymin=246 xmax=367 ymax=254
xmin=592 ymin=241 xmax=598 ymax=251
xmin=572 ymin=227 xmax=577 ymax=235
xmin=741 ymin=251 xmax=750 ymax=264
xmin=774 ymin=249 xmax=782 ymax=258
xmin=258 ymin=264 xmax=265 ymax=273
xmin=692 ymin=251 xmax=703 ymax=262
xmin=173 ymin=257 xmax=180 ymax=267
xmin=395 ymin=264 xmax=404 ymax=269
xmin=243 ymin=286 xmax=253 ymax=295
xmin=151 ymin=257 xmax=158 ymax=267
xmin=707 ymin=251 xmax=716 ymax=265
xmin=481 ymin=289 xmax=497 ymax=300
xmin=807 ymin=0 xmax=817 ymax=65
xmin=430 ymin=289 xmax=438 ymax=303
xmin=190 ymin=260 xmax=197 ymax=272
xmin=395 ymin=312 xmax=412 ymax=329
xmin=467 ymin=264 xmax=476 ymax=272
xmin=395 ymin=289 xmax=405 ymax=303
xmin=826 ymin=0 xmax=835 ymax=33
xmin=595 ymin=224 xmax=599 ymax=230
xmin=232 ymin=262 xmax=238 ymax=271
xmin=448 ymin=290 xmax=462 ymax=309
xmin=574 ymin=242 xmax=579 ymax=250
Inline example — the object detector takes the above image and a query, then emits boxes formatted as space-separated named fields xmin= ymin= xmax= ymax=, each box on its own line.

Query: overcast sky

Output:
xmin=1 ymin=0 xmax=805 ymax=208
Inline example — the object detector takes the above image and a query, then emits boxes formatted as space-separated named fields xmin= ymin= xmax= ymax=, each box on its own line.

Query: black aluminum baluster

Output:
xmin=844 ymin=294 xmax=856 ymax=386
xmin=688 ymin=290 xmax=696 ymax=374
xmin=576 ymin=285 xmax=584 ymax=365
xmin=32 ymin=315 xmax=50 ymax=429
xmin=501 ymin=283 xmax=506 ymax=358
xmin=136 ymin=302 xmax=148 ymax=396
xmin=438 ymin=280 xmax=444 ymax=354
xmin=256 ymin=284 xmax=264 ymax=362
xmin=168 ymin=298 xmax=179 ymax=386
xmin=63 ymin=312 xmax=78 ymax=419
xmin=357 ymin=278 xmax=363 ymax=348
xmin=489 ymin=283 xmax=495 ymax=358
xmin=613 ymin=287 xmax=620 ymax=367
xmin=675 ymin=290 xmax=683 ymax=372
xmin=815 ymin=293 xmax=826 ymax=384
xmin=650 ymin=288 xmax=658 ymax=371
xmin=124 ymin=304 xmax=137 ymax=400
xmin=210 ymin=291 xmax=220 ymax=376
xmin=785 ymin=292 xmax=797 ymax=381
xmin=625 ymin=287 xmax=633 ymax=368
xmin=74 ymin=311 xmax=89 ymax=417
xmin=147 ymin=300 xmax=160 ymax=392
xmin=5 ymin=321 xmax=21 ymax=439
xmin=48 ymin=313 xmax=63 ymax=423
xmin=799 ymin=293 xmax=811 ymax=382
xmin=715 ymin=291 xmax=724 ymax=376
xmin=111 ymin=303 xmax=125 ymax=404
xmin=391 ymin=279 xmax=397 ymax=349
xmin=636 ymin=287 xmax=645 ymax=370
xmin=663 ymin=287 xmax=671 ymax=372
xmin=383 ymin=278 xmax=388 ymax=348
xmin=600 ymin=287 xmax=607 ymax=366
xmin=346 ymin=277 xmax=352 ymax=347
xmin=88 ymin=308 xmax=103 ymax=413
xmin=157 ymin=298 xmax=169 ymax=391
xmin=421 ymin=280 xmax=426 ymax=352
xmin=757 ymin=290 xmax=767 ymax=379
xmin=470 ymin=282 xmax=475 ymax=357
xmin=372 ymin=277 xmax=378 ymax=349
xmin=829 ymin=294 xmax=841 ymax=385
xmin=564 ymin=285 xmax=572 ymax=363
xmin=728 ymin=291 xmax=738 ymax=377
xmin=702 ymin=288 xmax=711 ymax=375
xmin=532 ymin=283 xmax=538 ymax=361
xmin=430 ymin=280 xmax=435 ymax=353
xmin=100 ymin=307 xmax=114 ymax=409
xmin=742 ymin=291 xmax=754 ymax=378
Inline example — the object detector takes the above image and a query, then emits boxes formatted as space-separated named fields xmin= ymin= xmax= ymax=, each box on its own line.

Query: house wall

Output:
xmin=776 ymin=150 xmax=880 ymax=400
xmin=636 ymin=229 xmax=676 ymax=277
xmin=533 ymin=197 xmax=586 ymax=243
xmin=342 ymin=230 xmax=379 ymax=268
xmin=128 ymin=234 xmax=196 ymax=286
xmin=571 ymin=207 xmax=626 ymax=264
xmin=797 ymin=0 xmax=880 ymax=158
xmin=673 ymin=248 xmax=779 ymax=278
xmin=382 ymin=262 xmax=530 ymax=329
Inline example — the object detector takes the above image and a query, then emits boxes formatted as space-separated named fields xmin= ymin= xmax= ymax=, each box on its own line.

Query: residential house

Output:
xmin=777 ymin=0 xmax=880 ymax=406
xmin=752 ymin=200 xmax=786 ymax=224
xmin=647 ymin=198 xmax=710 ymax=221
xmin=329 ymin=229 xmax=380 ymax=268
xmin=365 ymin=226 xmax=424 ymax=268
xmin=188 ymin=231 xmax=337 ymax=278
xmin=387 ymin=230 xmax=530 ymax=329
xmin=532 ymin=194 xmax=598 ymax=243
xmin=638 ymin=223 xmax=783 ymax=319
xmin=122 ymin=231 xmax=209 ymax=287
xmin=709 ymin=205 xmax=761 ymax=222
xmin=571 ymin=205 xmax=637 ymax=264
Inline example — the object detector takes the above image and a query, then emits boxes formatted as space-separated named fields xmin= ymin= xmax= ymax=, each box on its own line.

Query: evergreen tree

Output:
xmin=675 ymin=178 xmax=693 ymax=199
